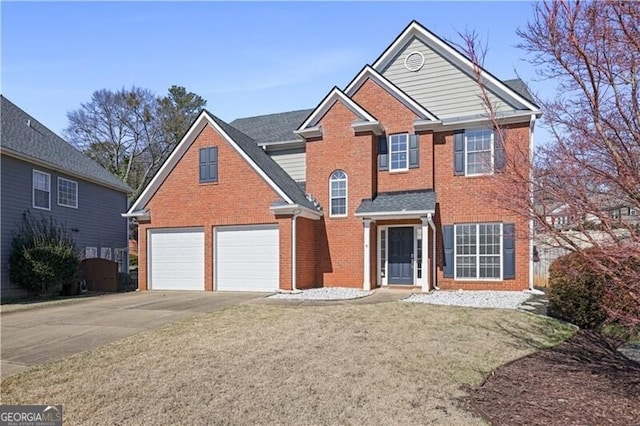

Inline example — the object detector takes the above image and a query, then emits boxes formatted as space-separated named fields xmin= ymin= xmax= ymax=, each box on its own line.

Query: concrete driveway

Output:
xmin=0 ymin=291 xmax=266 ymax=378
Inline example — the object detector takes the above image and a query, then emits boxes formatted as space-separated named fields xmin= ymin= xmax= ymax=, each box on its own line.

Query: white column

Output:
xmin=363 ymin=219 xmax=372 ymax=291
xmin=421 ymin=217 xmax=429 ymax=292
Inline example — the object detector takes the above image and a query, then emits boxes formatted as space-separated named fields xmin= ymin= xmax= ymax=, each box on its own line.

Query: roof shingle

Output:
xmin=1 ymin=96 xmax=132 ymax=193
xmin=207 ymin=111 xmax=318 ymax=211
xmin=230 ymin=109 xmax=313 ymax=144
xmin=356 ymin=190 xmax=437 ymax=214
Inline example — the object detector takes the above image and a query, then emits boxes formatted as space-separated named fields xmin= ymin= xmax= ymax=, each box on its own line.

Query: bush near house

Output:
xmin=548 ymin=248 xmax=640 ymax=332
xmin=9 ymin=211 xmax=81 ymax=297
xmin=548 ymin=250 xmax=608 ymax=328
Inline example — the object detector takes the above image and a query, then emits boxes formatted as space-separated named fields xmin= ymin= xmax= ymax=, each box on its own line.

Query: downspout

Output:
xmin=291 ymin=209 xmax=302 ymax=292
xmin=528 ymin=114 xmax=536 ymax=293
xmin=427 ymin=213 xmax=439 ymax=290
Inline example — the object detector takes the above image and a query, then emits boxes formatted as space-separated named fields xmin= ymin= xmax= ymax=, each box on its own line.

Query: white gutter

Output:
xmin=270 ymin=203 xmax=322 ymax=220
xmin=528 ymin=114 xmax=540 ymax=294
xmin=122 ymin=209 xmax=150 ymax=221
xmin=427 ymin=213 xmax=439 ymax=290
xmin=355 ymin=210 xmax=435 ymax=220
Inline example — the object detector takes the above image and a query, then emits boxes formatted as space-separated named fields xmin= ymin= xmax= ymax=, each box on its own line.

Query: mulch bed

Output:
xmin=465 ymin=330 xmax=640 ymax=425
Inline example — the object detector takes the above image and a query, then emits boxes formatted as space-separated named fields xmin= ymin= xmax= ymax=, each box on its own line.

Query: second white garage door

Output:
xmin=215 ymin=225 xmax=279 ymax=292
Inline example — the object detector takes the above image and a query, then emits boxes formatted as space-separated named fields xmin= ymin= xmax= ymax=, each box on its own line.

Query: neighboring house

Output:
xmin=126 ymin=21 xmax=541 ymax=293
xmin=1 ymin=96 xmax=132 ymax=297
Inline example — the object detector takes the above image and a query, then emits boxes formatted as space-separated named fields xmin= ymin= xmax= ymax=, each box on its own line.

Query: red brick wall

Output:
xmin=137 ymin=123 xmax=289 ymax=291
xmin=351 ymin=78 xmax=434 ymax=192
xmin=306 ymin=101 xmax=375 ymax=288
xmin=296 ymin=217 xmax=317 ymax=289
xmin=433 ymin=124 xmax=531 ymax=291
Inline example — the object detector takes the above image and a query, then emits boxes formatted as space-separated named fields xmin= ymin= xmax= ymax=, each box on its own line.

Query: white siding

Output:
xmin=382 ymin=37 xmax=515 ymax=119
xmin=268 ymin=147 xmax=306 ymax=182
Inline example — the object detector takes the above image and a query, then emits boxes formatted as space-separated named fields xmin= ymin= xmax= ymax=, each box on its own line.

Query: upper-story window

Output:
xmin=32 ymin=170 xmax=51 ymax=210
xmin=378 ymin=134 xmax=419 ymax=171
xmin=329 ymin=170 xmax=347 ymax=217
xmin=57 ymin=177 xmax=78 ymax=208
xmin=199 ymin=147 xmax=218 ymax=183
xmin=389 ymin=134 xmax=409 ymax=171
xmin=454 ymin=129 xmax=498 ymax=176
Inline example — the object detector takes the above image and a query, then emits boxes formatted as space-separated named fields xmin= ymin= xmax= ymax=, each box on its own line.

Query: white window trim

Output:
xmin=464 ymin=129 xmax=494 ymax=177
xmin=100 ymin=247 xmax=112 ymax=260
xmin=389 ymin=133 xmax=409 ymax=172
xmin=85 ymin=247 xmax=97 ymax=259
xmin=57 ymin=177 xmax=78 ymax=208
xmin=329 ymin=170 xmax=348 ymax=218
xmin=453 ymin=223 xmax=503 ymax=281
xmin=32 ymin=170 xmax=51 ymax=211
xmin=377 ymin=224 xmax=426 ymax=287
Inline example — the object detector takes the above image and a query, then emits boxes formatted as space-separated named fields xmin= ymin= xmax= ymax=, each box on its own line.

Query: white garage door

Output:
xmin=215 ymin=225 xmax=279 ymax=292
xmin=149 ymin=228 xmax=205 ymax=290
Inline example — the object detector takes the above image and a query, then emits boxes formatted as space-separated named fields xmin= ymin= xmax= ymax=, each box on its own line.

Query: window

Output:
xmin=33 ymin=170 xmax=51 ymax=210
xmin=455 ymin=223 xmax=502 ymax=280
xmin=100 ymin=247 xmax=112 ymax=260
xmin=329 ymin=170 xmax=347 ymax=217
xmin=85 ymin=247 xmax=97 ymax=259
xmin=389 ymin=134 xmax=409 ymax=171
xmin=115 ymin=248 xmax=127 ymax=273
xmin=465 ymin=129 xmax=494 ymax=175
xmin=57 ymin=177 xmax=78 ymax=208
xmin=199 ymin=147 xmax=218 ymax=183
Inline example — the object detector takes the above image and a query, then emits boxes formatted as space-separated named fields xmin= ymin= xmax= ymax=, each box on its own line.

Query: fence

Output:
xmin=533 ymin=246 xmax=570 ymax=287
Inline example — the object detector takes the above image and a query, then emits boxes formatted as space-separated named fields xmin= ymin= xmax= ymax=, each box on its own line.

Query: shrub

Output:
xmin=129 ymin=253 xmax=138 ymax=269
xmin=9 ymin=211 xmax=81 ymax=297
xmin=548 ymin=249 xmax=608 ymax=328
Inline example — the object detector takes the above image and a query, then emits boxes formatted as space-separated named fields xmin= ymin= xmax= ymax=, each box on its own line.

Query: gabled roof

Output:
xmin=230 ymin=109 xmax=312 ymax=144
xmin=503 ymin=79 xmax=537 ymax=106
xmin=296 ymin=87 xmax=382 ymax=136
xmin=355 ymin=189 xmax=437 ymax=216
xmin=127 ymin=109 xmax=319 ymax=215
xmin=344 ymin=65 xmax=439 ymax=121
xmin=373 ymin=20 xmax=541 ymax=114
xmin=0 ymin=96 xmax=132 ymax=193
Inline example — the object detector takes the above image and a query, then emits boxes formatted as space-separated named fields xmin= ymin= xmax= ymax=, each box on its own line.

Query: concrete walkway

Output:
xmin=0 ymin=291 xmax=266 ymax=378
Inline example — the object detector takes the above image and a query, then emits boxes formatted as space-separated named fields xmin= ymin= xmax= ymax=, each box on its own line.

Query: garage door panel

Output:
xmin=149 ymin=228 xmax=204 ymax=291
xmin=216 ymin=225 xmax=279 ymax=292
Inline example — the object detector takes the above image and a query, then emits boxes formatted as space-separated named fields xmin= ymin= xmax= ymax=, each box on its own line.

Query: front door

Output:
xmin=388 ymin=227 xmax=414 ymax=285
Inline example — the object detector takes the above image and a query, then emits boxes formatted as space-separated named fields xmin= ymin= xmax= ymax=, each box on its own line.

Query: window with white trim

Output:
xmin=33 ymin=170 xmax=51 ymax=210
xmin=465 ymin=129 xmax=493 ymax=175
xmin=85 ymin=247 xmax=97 ymax=259
xmin=389 ymin=133 xmax=409 ymax=171
xmin=329 ymin=170 xmax=347 ymax=217
xmin=455 ymin=223 xmax=502 ymax=280
xmin=100 ymin=247 xmax=112 ymax=260
xmin=57 ymin=177 xmax=78 ymax=208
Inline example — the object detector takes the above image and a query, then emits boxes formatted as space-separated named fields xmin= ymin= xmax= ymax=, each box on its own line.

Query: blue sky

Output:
xmin=2 ymin=1 xmax=550 ymax=141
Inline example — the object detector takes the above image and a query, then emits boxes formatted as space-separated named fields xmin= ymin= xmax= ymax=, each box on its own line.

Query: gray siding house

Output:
xmin=1 ymin=96 xmax=132 ymax=297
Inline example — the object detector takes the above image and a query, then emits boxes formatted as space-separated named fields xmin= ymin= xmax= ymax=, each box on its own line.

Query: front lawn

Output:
xmin=0 ymin=303 xmax=573 ymax=424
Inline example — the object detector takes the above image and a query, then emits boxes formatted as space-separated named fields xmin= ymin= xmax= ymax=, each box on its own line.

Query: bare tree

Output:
xmin=65 ymin=86 xmax=206 ymax=197
xmin=461 ymin=0 xmax=640 ymax=327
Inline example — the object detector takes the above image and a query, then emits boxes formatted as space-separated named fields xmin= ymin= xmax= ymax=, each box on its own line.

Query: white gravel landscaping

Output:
xmin=269 ymin=287 xmax=373 ymax=300
xmin=403 ymin=290 xmax=532 ymax=310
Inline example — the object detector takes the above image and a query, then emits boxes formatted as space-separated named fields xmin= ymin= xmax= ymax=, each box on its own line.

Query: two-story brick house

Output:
xmin=125 ymin=21 xmax=541 ymax=293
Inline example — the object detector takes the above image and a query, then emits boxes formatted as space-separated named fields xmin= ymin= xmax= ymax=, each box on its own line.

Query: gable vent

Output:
xmin=404 ymin=51 xmax=425 ymax=72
